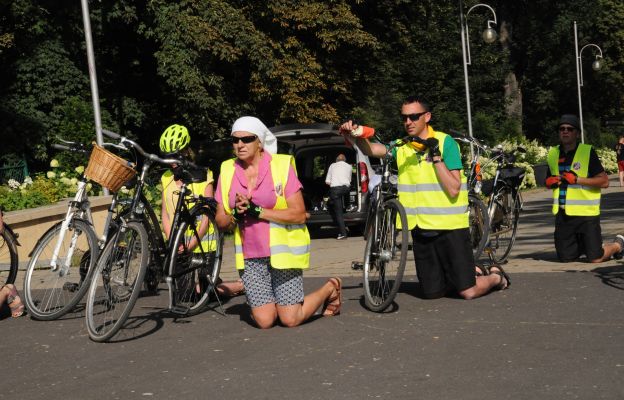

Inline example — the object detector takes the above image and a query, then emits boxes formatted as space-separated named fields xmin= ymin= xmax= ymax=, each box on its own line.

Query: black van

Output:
xmin=271 ymin=123 xmax=379 ymax=233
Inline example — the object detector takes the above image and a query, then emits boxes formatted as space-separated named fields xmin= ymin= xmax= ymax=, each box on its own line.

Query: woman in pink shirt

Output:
xmin=215 ymin=116 xmax=342 ymax=328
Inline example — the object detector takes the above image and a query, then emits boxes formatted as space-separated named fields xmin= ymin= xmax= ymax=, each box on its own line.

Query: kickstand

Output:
xmin=206 ymin=276 xmax=225 ymax=316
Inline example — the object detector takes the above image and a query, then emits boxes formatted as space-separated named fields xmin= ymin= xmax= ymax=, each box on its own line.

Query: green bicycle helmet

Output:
xmin=160 ymin=124 xmax=191 ymax=155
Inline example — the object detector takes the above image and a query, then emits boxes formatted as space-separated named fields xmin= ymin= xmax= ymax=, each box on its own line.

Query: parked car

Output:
xmin=270 ymin=123 xmax=379 ymax=233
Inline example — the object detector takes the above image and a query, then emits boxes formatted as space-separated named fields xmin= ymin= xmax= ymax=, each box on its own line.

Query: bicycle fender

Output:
xmin=2 ymin=223 xmax=21 ymax=246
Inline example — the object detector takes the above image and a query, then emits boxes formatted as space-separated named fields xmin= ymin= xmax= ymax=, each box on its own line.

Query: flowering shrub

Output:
xmin=462 ymin=139 xmax=617 ymax=191
xmin=0 ymin=157 xmax=164 ymax=226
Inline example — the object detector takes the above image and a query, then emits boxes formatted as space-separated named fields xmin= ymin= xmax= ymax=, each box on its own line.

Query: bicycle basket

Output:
xmin=84 ymin=144 xmax=136 ymax=192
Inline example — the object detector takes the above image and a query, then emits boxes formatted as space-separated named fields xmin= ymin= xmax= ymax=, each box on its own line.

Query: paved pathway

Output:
xmin=2 ymin=177 xmax=623 ymax=400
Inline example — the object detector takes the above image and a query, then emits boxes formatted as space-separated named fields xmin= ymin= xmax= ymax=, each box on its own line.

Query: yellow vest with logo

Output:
xmin=219 ymin=154 xmax=310 ymax=270
xmin=395 ymin=130 xmax=469 ymax=230
xmin=161 ymin=170 xmax=217 ymax=252
xmin=547 ymin=144 xmax=600 ymax=216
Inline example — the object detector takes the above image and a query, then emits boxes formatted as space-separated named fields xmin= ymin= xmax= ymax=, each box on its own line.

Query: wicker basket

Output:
xmin=84 ymin=144 xmax=136 ymax=192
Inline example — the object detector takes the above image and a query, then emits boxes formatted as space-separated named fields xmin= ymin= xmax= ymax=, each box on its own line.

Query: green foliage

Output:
xmin=1 ymin=0 xmax=623 ymax=180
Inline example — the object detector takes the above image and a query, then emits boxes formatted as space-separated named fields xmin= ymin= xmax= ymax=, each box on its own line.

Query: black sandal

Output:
xmin=488 ymin=264 xmax=510 ymax=290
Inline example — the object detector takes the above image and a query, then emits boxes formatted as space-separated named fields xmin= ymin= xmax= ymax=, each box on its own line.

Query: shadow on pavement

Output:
xmin=591 ymin=264 xmax=624 ymax=291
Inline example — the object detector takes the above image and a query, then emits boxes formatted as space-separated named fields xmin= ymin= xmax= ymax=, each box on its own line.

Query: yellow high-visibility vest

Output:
xmin=219 ymin=154 xmax=310 ymax=270
xmin=395 ymin=129 xmax=469 ymax=230
xmin=161 ymin=170 xmax=217 ymax=252
xmin=547 ymin=144 xmax=600 ymax=216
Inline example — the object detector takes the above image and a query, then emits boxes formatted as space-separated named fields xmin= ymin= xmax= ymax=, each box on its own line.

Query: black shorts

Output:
xmin=411 ymin=227 xmax=475 ymax=298
xmin=554 ymin=212 xmax=603 ymax=262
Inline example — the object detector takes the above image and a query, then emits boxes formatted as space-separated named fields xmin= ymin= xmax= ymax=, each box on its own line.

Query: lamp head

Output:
xmin=482 ymin=27 xmax=497 ymax=43
xmin=592 ymin=57 xmax=603 ymax=71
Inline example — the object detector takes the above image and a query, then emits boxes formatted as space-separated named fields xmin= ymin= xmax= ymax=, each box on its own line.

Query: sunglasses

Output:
xmin=400 ymin=111 xmax=428 ymax=122
xmin=559 ymin=126 xmax=576 ymax=133
xmin=232 ymin=135 xmax=258 ymax=144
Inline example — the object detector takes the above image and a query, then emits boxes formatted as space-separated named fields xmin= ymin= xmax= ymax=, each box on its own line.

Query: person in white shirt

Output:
xmin=325 ymin=154 xmax=352 ymax=239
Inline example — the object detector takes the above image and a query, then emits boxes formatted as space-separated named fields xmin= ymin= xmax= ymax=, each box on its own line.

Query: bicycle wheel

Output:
xmin=468 ymin=194 xmax=490 ymax=260
xmin=24 ymin=219 xmax=98 ymax=320
xmin=168 ymin=206 xmax=223 ymax=316
xmin=363 ymin=198 xmax=408 ymax=312
xmin=488 ymin=188 xmax=520 ymax=263
xmin=0 ymin=227 xmax=18 ymax=286
xmin=85 ymin=221 xmax=148 ymax=342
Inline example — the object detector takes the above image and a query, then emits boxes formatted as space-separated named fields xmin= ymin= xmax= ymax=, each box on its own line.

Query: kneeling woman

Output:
xmin=215 ymin=116 xmax=342 ymax=328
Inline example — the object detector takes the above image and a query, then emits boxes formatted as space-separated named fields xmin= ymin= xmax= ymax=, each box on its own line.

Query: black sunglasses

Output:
xmin=232 ymin=135 xmax=258 ymax=144
xmin=400 ymin=111 xmax=428 ymax=122
xmin=559 ymin=126 xmax=576 ymax=133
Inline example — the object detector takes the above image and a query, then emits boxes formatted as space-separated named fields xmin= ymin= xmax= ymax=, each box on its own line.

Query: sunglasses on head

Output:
xmin=400 ymin=111 xmax=428 ymax=122
xmin=559 ymin=126 xmax=576 ymax=133
xmin=232 ymin=135 xmax=258 ymax=144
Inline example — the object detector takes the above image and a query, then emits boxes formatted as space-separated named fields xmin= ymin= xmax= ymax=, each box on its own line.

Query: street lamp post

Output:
xmin=574 ymin=21 xmax=603 ymax=144
xmin=459 ymin=0 xmax=498 ymax=145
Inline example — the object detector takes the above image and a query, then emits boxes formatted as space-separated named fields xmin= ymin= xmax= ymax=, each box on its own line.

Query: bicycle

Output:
xmin=0 ymin=210 xmax=20 ymax=286
xmin=482 ymin=145 xmax=526 ymax=263
xmin=23 ymin=140 xmax=133 ymax=320
xmin=362 ymin=136 xmax=411 ymax=312
xmin=451 ymin=131 xmax=491 ymax=260
xmin=85 ymin=129 xmax=223 ymax=342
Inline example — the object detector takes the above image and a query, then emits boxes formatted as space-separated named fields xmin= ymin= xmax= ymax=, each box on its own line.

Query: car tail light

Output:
xmin=359 ymin=162 xmax=368 ymax=193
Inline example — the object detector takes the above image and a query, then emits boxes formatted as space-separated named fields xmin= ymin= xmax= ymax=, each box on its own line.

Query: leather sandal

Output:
xmin=322 ymin=277 xmax=342 ymax=316
xmin=2 ymin=284 xmax=25 ymax=318
xmin=488 ymin=264 xmax=510 ymax=290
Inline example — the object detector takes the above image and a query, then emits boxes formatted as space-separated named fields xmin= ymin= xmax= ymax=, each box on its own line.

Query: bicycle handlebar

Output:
xmin=102 ymin=128 xmax=204 ymax=171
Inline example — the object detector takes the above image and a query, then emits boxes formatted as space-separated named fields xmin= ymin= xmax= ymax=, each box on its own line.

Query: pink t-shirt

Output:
xmin=215 ymin=152 xmax=303 ymax=259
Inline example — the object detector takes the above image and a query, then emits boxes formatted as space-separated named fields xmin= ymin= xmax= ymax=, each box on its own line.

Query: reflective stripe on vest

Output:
xmin=161 ymin=170 xmax=216 ymax=253
xmin=395 ymin=129 xmax=469 ymax=230
xmin=219 ymin=154 xmax=310 ymax=270
xmin=547 ymin=144 xmax=600 ymax=216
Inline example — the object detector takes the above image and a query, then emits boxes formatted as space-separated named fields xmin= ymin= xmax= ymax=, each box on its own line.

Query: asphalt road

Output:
xmin=2 ymin=178 xmax=623 ymax=399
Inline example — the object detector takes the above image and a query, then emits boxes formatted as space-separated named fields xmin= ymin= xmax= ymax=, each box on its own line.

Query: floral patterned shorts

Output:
xmin=239 ymin=257 xmax=304 ymax=308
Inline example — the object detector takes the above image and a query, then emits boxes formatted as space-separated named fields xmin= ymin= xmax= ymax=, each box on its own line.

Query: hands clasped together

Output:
xmin=545 ymin=170 xmax=578 ymax=189
xmin=233 ymin=193 xmax=263 ymax=220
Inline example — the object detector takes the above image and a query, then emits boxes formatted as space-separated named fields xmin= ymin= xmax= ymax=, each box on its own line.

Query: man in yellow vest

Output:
xmin=340 ymin=96 xmax=509 ymax=300
xmin=545 ymin=114 xmax=624 ymax=262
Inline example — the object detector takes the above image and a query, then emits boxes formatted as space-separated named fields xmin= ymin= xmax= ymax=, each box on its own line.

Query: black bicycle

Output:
xmin=451 ymin=131 xmax=491 ymax=261
xmin=482 ymin=145 xmax=526 ymax=263
xmin=0 ymin=211 xmax=20 ymax=286
xmin=362 ymin=136 xmax=411 ymax=312
xmin=85 ymin=129 xmax=223 ymax=342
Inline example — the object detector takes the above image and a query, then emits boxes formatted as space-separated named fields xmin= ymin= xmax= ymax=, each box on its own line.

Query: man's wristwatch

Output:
xmin=432 ymin=158 xmax=443 ymax=164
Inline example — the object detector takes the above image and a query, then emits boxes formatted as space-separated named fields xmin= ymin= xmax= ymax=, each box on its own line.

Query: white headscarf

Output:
xmin=231 ymin=116 xmax=278 ymax=154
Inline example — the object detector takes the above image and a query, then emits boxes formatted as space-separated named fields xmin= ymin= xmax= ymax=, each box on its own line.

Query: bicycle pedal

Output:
xmin=63 ymin=282 xmax=80 ymax=292
xmin=170 ymin=305 xmax=190 ymax=315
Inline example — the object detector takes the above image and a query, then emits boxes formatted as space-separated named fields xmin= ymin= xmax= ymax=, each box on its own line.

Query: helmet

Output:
xmin=160 ymin=124 xmax=190 ymax=154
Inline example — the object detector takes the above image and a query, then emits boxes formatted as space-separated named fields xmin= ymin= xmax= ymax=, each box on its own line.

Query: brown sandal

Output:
xmin=322 ymin=277 xmax=342 ymax=316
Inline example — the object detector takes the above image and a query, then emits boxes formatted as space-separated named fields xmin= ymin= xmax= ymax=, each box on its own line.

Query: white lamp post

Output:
xmin=574 ymin=20 xmax=603 ymax=144
xmin=459 ymin=1 xmax=498 ymax=144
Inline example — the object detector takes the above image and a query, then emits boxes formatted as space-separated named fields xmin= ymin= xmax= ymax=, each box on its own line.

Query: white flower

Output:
xmin=70 ymin=177 xmax=78 ymax=186
xmin=60 ymin=177 xmax=72 ymax=186
xmin=46 ymin=171 xmax=56 ymax=179
xmin=120 ymin=186 xmax=129 ymax=194
xmin=86 ymin=183 xmax=93 ymax=192
xmin=50 ymin=159 xmax=59 ymax=168
xmin=60 ymin=172 xmax=66 ymax=178
xmin=7 ymin=179 xmax=20 ymax=189
xmin=75 ymin=165 xmax=85 ymax=174
xmin=23 ymin=176 xmax=33 ymax=185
